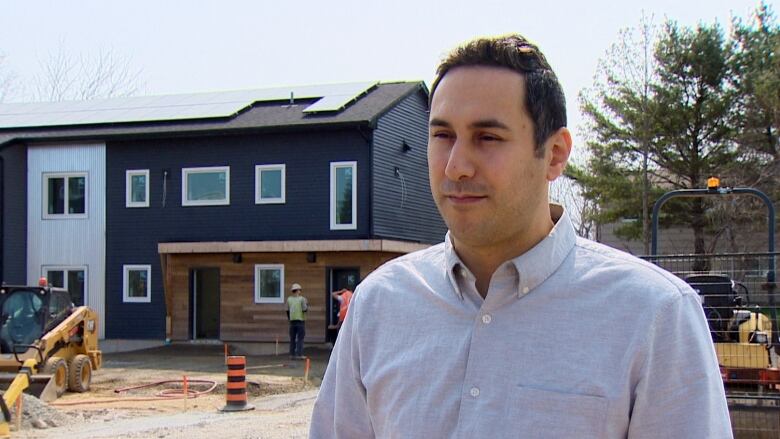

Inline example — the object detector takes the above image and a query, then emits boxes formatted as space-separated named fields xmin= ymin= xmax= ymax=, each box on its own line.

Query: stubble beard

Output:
xmin=439 ymin=183 xmax=550 ymax=257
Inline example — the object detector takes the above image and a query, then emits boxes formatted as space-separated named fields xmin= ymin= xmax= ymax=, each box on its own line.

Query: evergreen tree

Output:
xmin=577 ymin=20 xmax=738 ymax=256
xmin=732 ymin=2 xmax=780 ymax=194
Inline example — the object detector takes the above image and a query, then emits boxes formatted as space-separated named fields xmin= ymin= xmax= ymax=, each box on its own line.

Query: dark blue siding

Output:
xmin=372 ymin=91 xmax=447 ymax=244
xmin=105 ymin=129 xmax=370 ymax=338
xmin=0 ymin=143 xmax=27 ymax=284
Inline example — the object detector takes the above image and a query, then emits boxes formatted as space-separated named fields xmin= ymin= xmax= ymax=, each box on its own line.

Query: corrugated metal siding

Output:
xmin=1 ymin=143 xmax=27 ymax=284
xmin=27 ymin=143 xmax=106 ymax=338
xmin=372 ymin=91 xmax=447 ymax=244
xmin=105 ymin=129 xmax=370 ymax=339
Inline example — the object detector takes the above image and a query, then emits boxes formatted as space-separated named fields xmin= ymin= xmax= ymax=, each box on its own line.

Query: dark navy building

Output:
xmin=0 ymin=81 xmax=446 ymax=343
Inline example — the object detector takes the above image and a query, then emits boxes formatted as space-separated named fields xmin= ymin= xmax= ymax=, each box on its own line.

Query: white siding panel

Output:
xmin=27 ymin=143 xmax=106 ymax=338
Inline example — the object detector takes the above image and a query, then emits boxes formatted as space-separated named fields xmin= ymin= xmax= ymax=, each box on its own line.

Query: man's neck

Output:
xmin=453 ymin=216 xmax=555 ymax=298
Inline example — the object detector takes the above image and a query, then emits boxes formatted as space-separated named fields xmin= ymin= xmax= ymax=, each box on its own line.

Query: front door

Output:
xmin=326 ymin=267 xmax=360 ymax=343
xmin=190 ymin=268 xmax=220 ymax=339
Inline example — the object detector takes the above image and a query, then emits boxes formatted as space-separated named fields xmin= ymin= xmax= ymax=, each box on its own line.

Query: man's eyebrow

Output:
xmin=470 ymin=119 xmax=510 ymax=130
xmin=429 ymin=118 xmax=510 ymax=130
xmin=429 ymin=118 xmax=450 ymax=128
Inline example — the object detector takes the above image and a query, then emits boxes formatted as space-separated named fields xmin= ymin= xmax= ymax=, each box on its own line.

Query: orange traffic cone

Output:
xmin=220 ymin=356 xmax=255 ymax=412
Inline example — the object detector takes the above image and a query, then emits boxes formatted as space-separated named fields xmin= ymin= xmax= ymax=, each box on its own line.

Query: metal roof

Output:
xmin=0 ymin=82 xmax=377 ymax=129
xmin=0 ymin=81 xmax=427 ymax=147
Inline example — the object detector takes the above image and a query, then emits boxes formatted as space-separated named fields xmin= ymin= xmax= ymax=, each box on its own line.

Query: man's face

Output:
xmin=428 ymin=66 xmax=556 ymax=251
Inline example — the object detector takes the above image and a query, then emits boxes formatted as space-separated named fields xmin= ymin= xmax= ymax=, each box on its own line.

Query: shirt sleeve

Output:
xmin=303 ymin=297 xmax=308 ymax=312
xmin=628 ymin=291 xmax=732 ymax=438
xmin=310 ymin=290 xmax=375 ymax=438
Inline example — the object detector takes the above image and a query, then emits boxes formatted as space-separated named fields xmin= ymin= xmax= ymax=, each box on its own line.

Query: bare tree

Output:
xmin=578 ymin=12 xmax=659 ymax=253
xmin=33 ymin=44 xmax=143 ymax=102
xmin=550 ymin=162 xmax=598 ymax=239
xmin=0 ymin=52 xmax=17 ymax=102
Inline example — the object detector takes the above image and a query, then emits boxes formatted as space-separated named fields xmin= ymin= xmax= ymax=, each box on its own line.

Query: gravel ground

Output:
xmin=1 ymin=344 xmax=328 ymax=438
xmin=12 ymin=389 xmax=318 ymax=439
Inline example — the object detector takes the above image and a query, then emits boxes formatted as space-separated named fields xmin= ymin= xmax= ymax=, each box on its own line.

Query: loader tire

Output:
xmin=68 ymin=354 xmax=91 ymax=392
xmin=43 ymin=357 xmax=68 ymax=397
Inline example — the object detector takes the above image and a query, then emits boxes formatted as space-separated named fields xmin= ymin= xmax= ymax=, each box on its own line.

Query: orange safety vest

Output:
xmin=338 ymin=290 xmax=353 ymax=323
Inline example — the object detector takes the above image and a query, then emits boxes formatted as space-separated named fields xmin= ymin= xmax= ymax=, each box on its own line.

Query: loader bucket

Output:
xmin=0 ymin=373 xmax=58 ymax=402
xmin=28 ymin=374 xmax=58 ymax=402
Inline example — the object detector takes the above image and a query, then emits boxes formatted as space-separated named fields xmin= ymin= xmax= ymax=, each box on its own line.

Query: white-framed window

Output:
xmin=255 ymin=164 xmax=286 ymax=204
xmin=126 ymin=169 xmax=150 ymax=208
xmin=123 ymin=264 xmax=151 ymax=303
xmin=182 ymin=166 xmax=230 ymax=206
xmin=254 ymin=264 xmax=284 ymax=304
xmin=42 ymin=265 xmax=87 ymax=307
xmin=330 ymin=161 xmax=357 ymax=230
xmin=43 ymin=172 xmax=88 ymax=218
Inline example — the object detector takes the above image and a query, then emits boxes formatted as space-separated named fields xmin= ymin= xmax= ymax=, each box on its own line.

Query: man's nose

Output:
xmin=444 ymin=138 xmax=476 ymax=181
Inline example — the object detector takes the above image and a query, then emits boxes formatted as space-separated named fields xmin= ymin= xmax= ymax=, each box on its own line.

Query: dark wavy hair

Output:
xmin=430 ymin=34 xmax=567 ymax=158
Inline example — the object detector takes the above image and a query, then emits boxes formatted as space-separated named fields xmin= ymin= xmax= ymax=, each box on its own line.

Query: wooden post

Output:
xmin=14 ymin=394 xmax=22 ymax=431
xmin=183 ymin=375 xmax=188 ymax=411
xmin=303 ymin=357 xmax=310 ymax=388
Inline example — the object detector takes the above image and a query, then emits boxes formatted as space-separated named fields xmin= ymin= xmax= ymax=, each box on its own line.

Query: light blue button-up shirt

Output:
xmin=310 ymin=205 xmax=732 ymax=438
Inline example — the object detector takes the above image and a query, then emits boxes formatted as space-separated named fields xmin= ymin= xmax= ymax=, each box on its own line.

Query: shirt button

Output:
xmin=470 ymin=387 xmax=480 ymax=398
xmin=481 ymin=314 xmax=492 ymax=324
xmin=522 ymin=286 xmax=530 ymax=294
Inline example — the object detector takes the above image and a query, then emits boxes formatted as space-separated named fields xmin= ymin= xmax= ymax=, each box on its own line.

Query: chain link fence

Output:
xmin=642 ymin=252 xmax=780 ymax=438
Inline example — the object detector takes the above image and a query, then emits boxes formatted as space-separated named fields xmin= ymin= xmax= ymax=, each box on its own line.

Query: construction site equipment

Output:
xmin=648 ymin=180 xmax=779 ymax=437
xmin=650 ymin=181 xmax=778 ymax=388
xmin=0 ymin=284 xmax=101 ymax=437
xmin=684 ymin=273 xmax=778 ymax=386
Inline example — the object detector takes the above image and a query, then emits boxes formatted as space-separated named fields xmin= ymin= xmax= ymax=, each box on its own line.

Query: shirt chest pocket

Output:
xmin=511 ymin=385 xmax=608 ymax=439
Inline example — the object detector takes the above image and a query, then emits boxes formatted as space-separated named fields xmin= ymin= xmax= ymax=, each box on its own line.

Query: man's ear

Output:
xmin=545 ymin=127 xmax=572 ymax=182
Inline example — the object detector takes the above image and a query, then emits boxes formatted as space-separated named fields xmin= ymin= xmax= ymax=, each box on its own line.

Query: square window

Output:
xmin=43 ymin=173 xmax=87 ymax=218
xmin=43 ymin=266 xmax=87 ymax=306
xmin=255 ymin=164 xmax=286 ymax=204
xmin=126 ymin=170 xmax=150 ymax=207
xmin=330 ymin=161 xmax=356 ymax=230
xmin=123 ymin=265 xmax=151 ymax=303
xmin=182 ymin=167 xmax=230 ymax=206
xmin=254 ymin=264 xmax=284 ymax=303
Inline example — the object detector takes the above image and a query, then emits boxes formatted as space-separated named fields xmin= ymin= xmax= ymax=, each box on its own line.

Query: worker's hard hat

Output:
xmin=291 ymin=283 xmax=302 ymax=292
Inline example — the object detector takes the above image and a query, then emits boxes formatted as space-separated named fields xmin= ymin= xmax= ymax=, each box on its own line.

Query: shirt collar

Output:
xmin=444 ymin=203 xmax=576 ymax=300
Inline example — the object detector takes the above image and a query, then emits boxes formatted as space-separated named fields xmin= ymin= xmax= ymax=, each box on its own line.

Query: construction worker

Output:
xmin=286 ymin=283 xmax=307 ymax=360
xmin=327 ymin=289 xmax=353 ymax=331
xmin=311 ymin=34 xmax=731 ymax=438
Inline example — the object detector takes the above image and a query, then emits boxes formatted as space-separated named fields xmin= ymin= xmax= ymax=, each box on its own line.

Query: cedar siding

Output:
xmin=164 ymin=251 xmax=400 ymax=342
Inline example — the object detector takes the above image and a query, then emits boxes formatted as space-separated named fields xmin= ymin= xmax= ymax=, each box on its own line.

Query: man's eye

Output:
xmin=432 ymin=132 xmax=452 ymax=140
xmin=479 ymin=134 xmax=501 ymax=142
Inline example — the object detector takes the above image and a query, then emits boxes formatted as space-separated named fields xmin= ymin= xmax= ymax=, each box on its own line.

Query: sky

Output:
xmin=0 ymin=0 xmax=773 ymax=155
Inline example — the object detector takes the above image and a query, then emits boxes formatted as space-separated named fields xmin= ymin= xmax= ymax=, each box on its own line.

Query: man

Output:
xmin=327 ymin=288 xmax=353 ymax=330
xmin=286 ymin=283 xmax=307 ymax=360
xmin=310 ymin=34 xmax=731 ymax=438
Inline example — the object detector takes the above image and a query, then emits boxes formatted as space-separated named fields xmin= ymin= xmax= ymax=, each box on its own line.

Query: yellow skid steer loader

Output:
xmin=0 ymin=283 xmax=101 ymax=437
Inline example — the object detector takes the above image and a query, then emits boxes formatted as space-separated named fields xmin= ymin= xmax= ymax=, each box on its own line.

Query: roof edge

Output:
xmin=367 ymin=81 xmax=428 ymax=128
xmin=158 ymin=239 xmax=429 ymax=254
